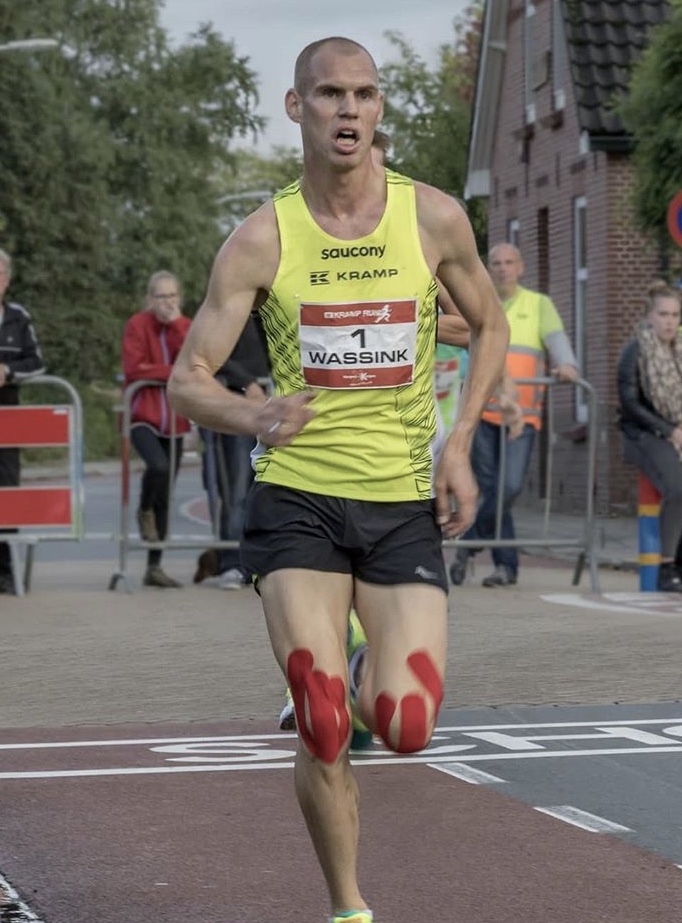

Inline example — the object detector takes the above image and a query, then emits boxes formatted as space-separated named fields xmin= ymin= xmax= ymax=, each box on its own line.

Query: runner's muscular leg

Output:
xmin=260 ymin=568 xmax=354 ymax=760
xmin=259 ymin=568 xmax=368 ymax=915
xmin=353 ymin=580 xmax=448 ymax=753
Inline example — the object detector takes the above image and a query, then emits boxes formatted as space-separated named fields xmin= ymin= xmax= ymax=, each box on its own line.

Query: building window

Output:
xmin=524 ymin=1 xmax=537 ymax=123
xmin=508 ymin=218 xmax=520 ymax=249
xmin=552 ymin=0 xmax=566 ymax=110
xmin=573 ymin=196 xmax=588 ymax=422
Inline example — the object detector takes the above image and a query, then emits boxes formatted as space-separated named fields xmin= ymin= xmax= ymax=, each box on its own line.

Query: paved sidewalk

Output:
xmin=2 ymin=554 xmax=678 ymax=732
xmin=5 ymin=455 xmax=656 ymax=735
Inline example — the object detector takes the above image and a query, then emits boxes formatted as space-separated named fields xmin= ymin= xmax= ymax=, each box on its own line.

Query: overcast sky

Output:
xmin=160 ymin=0 xmax=470 ymax=152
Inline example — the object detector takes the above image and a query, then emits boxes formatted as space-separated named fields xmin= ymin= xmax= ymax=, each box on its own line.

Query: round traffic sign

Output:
xmin=666 ymin=190 xmax=682 ymax=248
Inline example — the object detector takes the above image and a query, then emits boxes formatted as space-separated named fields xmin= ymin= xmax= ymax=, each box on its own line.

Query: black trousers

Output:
xmin=131 ymin=425 xmax=183 ymax=567
xmin=623 ymin=430 xmax=682 ymax=560
xmin=0 ymin=446 xmax=20 ymax=574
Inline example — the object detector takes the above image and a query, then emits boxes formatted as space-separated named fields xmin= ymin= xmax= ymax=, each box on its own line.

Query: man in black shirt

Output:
xmin=195 ymin=314 xmax=271 ymax=589
xmin=0 ymin=248 xmax=46 ymax=593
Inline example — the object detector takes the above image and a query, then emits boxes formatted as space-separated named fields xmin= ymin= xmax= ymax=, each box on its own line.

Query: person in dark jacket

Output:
xmin=617 ymin=279 xmax=682 ymax=592
xmin=195 ymin=314 xmax=271 ymax=589
xmin=0 ymin=248 xmax=46 ymax=593
xmin=121 ymin=270 xmax=191 ymax=589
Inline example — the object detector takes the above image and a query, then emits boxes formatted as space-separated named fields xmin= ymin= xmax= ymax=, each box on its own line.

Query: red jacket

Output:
xmin=122 ymin=310 xmax=192 ymax=436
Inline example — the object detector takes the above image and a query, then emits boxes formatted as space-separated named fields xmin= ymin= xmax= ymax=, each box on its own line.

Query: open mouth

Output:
xmin=335 ymin=128 xmax=358 ymax=150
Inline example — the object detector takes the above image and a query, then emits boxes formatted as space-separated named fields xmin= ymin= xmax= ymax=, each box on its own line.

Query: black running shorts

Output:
xmin=241 ymin=482 xmax=448 ymax=592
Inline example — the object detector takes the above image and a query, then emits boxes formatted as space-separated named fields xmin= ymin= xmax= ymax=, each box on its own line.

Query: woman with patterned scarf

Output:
xmin=617 ymin=280 xmax=682 ymax=592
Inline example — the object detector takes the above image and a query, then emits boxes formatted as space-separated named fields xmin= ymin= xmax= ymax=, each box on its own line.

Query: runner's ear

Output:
xmin=285 ymin=89 xmax=301 ymax=124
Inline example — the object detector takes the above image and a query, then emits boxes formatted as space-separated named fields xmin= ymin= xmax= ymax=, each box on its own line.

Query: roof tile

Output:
xmin=561 ymin=0 xmax=669 ymax=136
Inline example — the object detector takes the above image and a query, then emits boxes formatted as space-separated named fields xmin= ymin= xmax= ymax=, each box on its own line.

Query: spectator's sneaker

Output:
xmin=657 ymin=562 xmax=682 ymax=593
xmin=449 ymin=547 xmax=469 ymax=586
xmin=347 ymin=611 xmax=373 ymax=750
xmin=217 ymin=567 xmax=248 ymax=590
xmin=328 ymin=911 xmax=373 ymax=923
xmin=136 ymin=508 xmax=159 ymax=543
xmin=143 ymin=565 xmax=183 ymax=589
xmin=481 ymin=564 xmax=517 ymax=587
xmin=279 ymin=687 xmax=296 ymax=730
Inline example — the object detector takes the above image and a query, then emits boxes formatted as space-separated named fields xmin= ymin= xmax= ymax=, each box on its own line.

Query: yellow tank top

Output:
xmin=255 ymin=170 xmax=438 ymax=501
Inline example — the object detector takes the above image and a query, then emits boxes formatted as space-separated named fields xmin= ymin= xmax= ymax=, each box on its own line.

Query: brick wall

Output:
xmin=485 ymin=0 xmax=669 ymax=515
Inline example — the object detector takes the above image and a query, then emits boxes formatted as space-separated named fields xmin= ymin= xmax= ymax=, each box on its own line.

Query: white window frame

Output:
xmin=552 ymin=0 xmax=567 ymax=110
xmin=508 ymin=218 xmax=520 ymax=249
xmin=573 ymin=196 xmax=588 ymax=422
xmin=524 ymin=1 xmax=537 ymax=123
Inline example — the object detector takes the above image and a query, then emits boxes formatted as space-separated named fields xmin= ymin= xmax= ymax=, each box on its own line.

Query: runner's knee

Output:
xmin=287 ymin=649 xmax=350 ymax=763
xmin=373 ymin=651 xmax=444 ymax=754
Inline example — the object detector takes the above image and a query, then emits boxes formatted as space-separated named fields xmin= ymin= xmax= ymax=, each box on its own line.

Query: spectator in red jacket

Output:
xmin=122 ymin=271 xmax=191 ymax=588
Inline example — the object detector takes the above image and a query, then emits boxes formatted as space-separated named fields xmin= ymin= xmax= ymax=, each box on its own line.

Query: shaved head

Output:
xmin=489 ymin=242 xmax=521 ymax=264
xmin=294 ymin=37 xmax=378 ymax=94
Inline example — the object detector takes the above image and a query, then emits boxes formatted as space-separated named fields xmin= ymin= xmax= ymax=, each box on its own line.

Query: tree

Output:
xmin=379 ymin=4 xmax=486 ymax=250
xmin=214 ymin=146 xmax=303 ymax=233
xmin=0 ymin=0 xmax=265 ymax=389
xmin=619 ymin=2 xmax=682 ymax=242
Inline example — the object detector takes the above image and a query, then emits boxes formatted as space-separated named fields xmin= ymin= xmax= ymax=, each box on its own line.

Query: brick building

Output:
xmin=465 ymin=0 xmax=674 ymax=514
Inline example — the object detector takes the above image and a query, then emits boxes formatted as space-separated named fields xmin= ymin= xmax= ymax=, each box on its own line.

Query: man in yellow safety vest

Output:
xmin=450 ymin=242 xmax=579 ymax=587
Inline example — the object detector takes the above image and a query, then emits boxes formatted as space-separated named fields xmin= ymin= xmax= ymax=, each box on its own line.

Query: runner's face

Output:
xmin=648 ymin=295 xmax=681 ymax=343
xmin=289 ymin=45 xmax=383 ymax=167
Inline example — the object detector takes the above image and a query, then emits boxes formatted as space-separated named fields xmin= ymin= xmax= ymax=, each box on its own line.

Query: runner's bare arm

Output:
xmin=436 ymin=280 xmax=470 ymax=347
xmin=416 ymin=185 xmax=509 ymax=534
xmin=168 ymin=206 xmax=315 ymax=444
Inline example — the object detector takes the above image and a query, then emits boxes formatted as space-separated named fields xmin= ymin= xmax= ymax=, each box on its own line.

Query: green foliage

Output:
xmin=79 ymin=381 xmax=121 ymax=461
xmin=379 ymin=4 xmax=487 ymax=251
xmin=0 ymin=0 xmax=265 ymax=400
xmin=618 ymin=0 xmax=682 ymax=240
xmin=214 ymin=146 xmax=303 ymax=233
xmin=19 ymin=378 xmax=119 ymax=463
xmin=1 ymin=2 xmax=485 ymax=459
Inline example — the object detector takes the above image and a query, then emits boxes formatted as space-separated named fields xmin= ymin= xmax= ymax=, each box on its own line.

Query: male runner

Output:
xmin=168 ymin=36 xmax=509 ymax=923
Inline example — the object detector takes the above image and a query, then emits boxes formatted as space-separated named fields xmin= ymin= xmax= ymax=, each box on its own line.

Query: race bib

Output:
xmin=434 ymin=355 xmax=460 ymax=401
xmin=299 ymin=300 xmax=418 ymax=389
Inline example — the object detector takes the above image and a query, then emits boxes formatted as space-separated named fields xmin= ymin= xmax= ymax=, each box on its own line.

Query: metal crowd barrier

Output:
xmin=0 ymin=375 xmax=84 ymax=594
xmin=444 ymin=376 xmax=600 ymax=592
xmin=109 ymin=379 xmax=260 ymax=592
xmin=109 ymin=377 xmax=598 ymax=592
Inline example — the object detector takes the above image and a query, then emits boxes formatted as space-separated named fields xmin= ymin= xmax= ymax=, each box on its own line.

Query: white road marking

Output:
xmin=179 ymin=497 xmax=210 ymax=527
xmin=541 ymin=592 xmax=682 ymax=617
xmin=429 ymin=762 xmax=507 ymax=785
xmin=534 ymin=805 xmax=631 ymax=834
xmin=1 ymin=718 xmax=682 ymax=779
xmin=0 ymin=869 xmax=44 ymax=921
xmin=0 ymin=733 xmax=296 ymax=751
xmin=436 ymin=717 xmax=682 ymax=732
xmin=1 ymin=744 xmax=682 ymax=780
xmin=463 ymin=726 xmax=680 ymax=751
xmin=1 ymin=718 xmax=680 ymax=751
